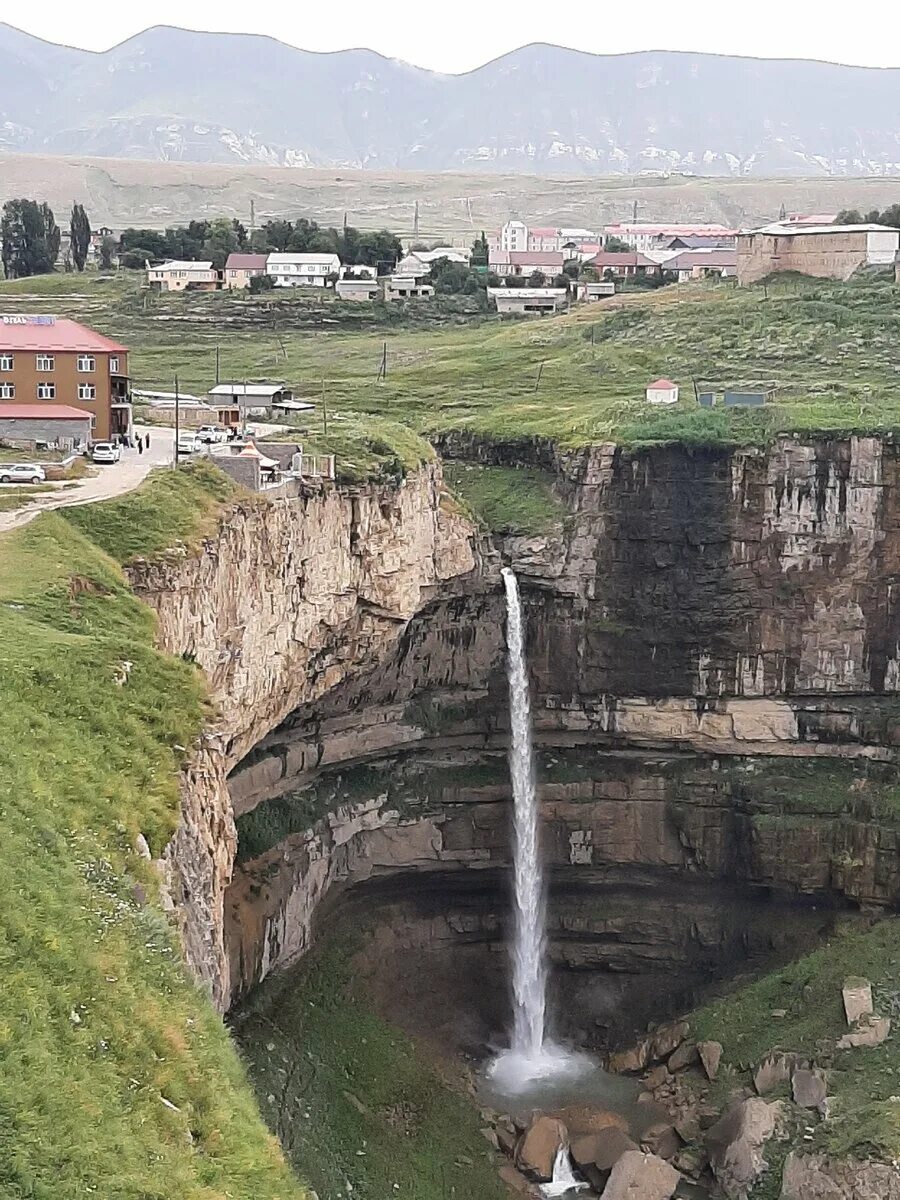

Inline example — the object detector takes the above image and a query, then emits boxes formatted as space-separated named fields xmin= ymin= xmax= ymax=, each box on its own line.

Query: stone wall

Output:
xmin=736 ymin=230 xmax=870 ymax=284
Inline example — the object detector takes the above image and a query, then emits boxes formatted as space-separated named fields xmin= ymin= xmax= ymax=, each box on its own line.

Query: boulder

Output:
xmin=754 ymin=1053 xmax=794 ymax=1095
xmin=517 ymin=1115 xmax=568 ymax=1180
xmin=640 ymin=1122 xmax=681 ymax=1161
xmin=571 ymin=1127 xmax=638 ymax=1172
xmin=599 ymin=1150 xmax=680 ymax=1200
xmin=837 ymin=1015 xmax=891 ymax=1050
xmin=706 ymin=1098 xmax=780 ymax=1199
xmin=609 ymin=1039 xmax=653 ymax=1075
xmin=668 ymin=1040 xmax=698 ymax=1073
xmin=644 ymin=1065 xmax=670 ymax=1092
xmin=780 ymin=1151 xmax=900 ymax=1200
xmin=652 ymin=1021 xmax=690 ymax=1060
xmin=791 ymin=1068 xmax=827 ymax=1114
xmin=698 ymin=1040 xmax=723 ymax=1082
xmin=842 ymin=977 xmax=874 ymax=1027
xmin=499 ymin=1163 xmax=538 ymax=1195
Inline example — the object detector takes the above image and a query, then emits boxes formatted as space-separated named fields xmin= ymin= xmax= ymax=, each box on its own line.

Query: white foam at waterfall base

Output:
xmin=541 ymin=1145 xmax=589 ymax=1197
xmin=487 ymin=570 xmax=595 ymax=1097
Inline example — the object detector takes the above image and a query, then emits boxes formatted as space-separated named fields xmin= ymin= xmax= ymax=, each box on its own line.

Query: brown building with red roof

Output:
xmin=224 ymin=253 xmax=269 ymax=290
xmin=0 ymin=315 xmax=130 ymax=441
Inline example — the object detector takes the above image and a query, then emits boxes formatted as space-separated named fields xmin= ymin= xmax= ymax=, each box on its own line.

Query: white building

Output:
xmin=500 ymin=220 xmax=530 ymax=252
xmin=488 ymin=288 xmax=568 ymax=315
xmin=385 ymin=276 xmax=435 ymax=300
xmin=646 ymin=377 xmax=680 ymax=405
xmin=336 ymin=279 xmax=381 ymax=301
xmin=266 ymin=252 xmax=341 ymax=288
xmin=494 ymin=221 xmax=600 ymax=254
xmin=207 ymin=381 xmax=297 ymax=416
xmin=397 ymin=248 xmax=470 ymax=275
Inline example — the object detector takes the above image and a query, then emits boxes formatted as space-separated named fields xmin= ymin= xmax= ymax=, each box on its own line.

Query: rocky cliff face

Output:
xmin=128 ymin=466 xmax=480 ymax=1006
xmin=224 ymin=436 xmax=900 ymax=1012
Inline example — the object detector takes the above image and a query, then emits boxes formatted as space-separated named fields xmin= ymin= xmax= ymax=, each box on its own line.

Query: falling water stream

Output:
xmin=488 ymin=569 xmax=593 ymax=1097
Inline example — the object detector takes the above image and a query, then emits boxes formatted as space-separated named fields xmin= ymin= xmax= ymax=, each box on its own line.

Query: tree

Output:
xmin=471 ymin=230 xmax=489 ymax=267
xmin=99 ymin=235 xmax=117 ymax=271
xmin=552 ymin=273 xmax=570 ymax=289
xmin=356 ymin=229 xmax=403 ymax=270
xmin=837 ymin=204 xmax=900 ymax=229
xmin=248 ymin=273 xmax=274 ymax=294
xmin=119 ymin=227 xmax=169 ymax=268
xmin=528 ymin=269 xmax=547 ymax=288
xmin=604 ymin=235 xmax=631 ymax=252
xmin=261 ymin=220 xmax=294 ymax=251
xmin=203 ymin=217 xmax=241 ymax=270
xmin=1 ymin=198 xmax=58 ymax=278
xmin=70 ymin=203 xmax=91 ymax=271
xmin=41 ymin=203 xmax=60 ymax=264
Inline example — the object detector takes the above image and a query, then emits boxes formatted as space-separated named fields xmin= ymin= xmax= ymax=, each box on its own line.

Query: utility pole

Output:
xmin=322 ymin=377 xmax=328 ymax=435
xmin=215 ymin=345 xmax=220 ymax=385
xmin=250 ymin=199 xmax=256 ymax=235
xmin=632 ymin=199 xmax=639 ymax=223
xmin=382 ymin=341 xmax=387 ymax=381
xmin=174 ymin=373 xmax=180 ymax=466
xmin=413 ymin=200 xmax=419 ymax=240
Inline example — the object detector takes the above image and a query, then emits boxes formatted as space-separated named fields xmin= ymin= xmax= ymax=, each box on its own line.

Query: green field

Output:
xmin=0 ymin=467 xmax=305 ymax=1199
xmin=3 ymin=270 xmax=900 ymax=476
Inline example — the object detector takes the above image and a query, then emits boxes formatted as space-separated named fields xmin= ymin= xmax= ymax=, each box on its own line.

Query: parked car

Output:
xmin=0 ymin=463 xmax=46 ymax=484
xmin=177 ymin=433 xmax=200 ymax=456
xmin=196 ymin=425 xmax=230 ymax=444
xmin=91 ymin=442 xmax=122 ymax=464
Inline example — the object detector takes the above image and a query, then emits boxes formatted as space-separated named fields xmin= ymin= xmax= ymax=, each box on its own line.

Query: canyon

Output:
xmin=133 ymin=434 xmax=900 ymax=1195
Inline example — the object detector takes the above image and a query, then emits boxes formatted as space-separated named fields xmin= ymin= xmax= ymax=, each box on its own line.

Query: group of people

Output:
xmin=115 ymin=431 xmax=152 ymax=454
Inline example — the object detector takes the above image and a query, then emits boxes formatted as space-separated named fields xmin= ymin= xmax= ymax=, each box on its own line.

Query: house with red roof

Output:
xmin=585 ymin=250 xmax=661 ymax=278
xmin=224 ymin=253 xmax=269 ymax=290
xmin=0 ymin=315 xmax=130 ymax=441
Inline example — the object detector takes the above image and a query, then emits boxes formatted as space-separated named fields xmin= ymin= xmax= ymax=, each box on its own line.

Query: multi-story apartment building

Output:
xmin=266 ymin=253 xmax=342 ymax=288
xmin=0 ymin=315 xmax=130 ymax=440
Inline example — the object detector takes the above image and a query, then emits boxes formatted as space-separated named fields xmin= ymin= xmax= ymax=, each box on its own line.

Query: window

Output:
xmin=78 ymin=384 xmax=96 ymax=400
xmin=37 ymin=383 xmax=56 ymax=399
xmin=0 ymin=354 xmax=12 ymax=371
xmin=109 ymin=356 xmax=119 ymax=373
xmin=0 ymin=383 xmax=14 ymax=399
xmin=36 ymin=354 xmax=54 ymax=371
xmin=77 ymin=355 xmax=95 ymax=372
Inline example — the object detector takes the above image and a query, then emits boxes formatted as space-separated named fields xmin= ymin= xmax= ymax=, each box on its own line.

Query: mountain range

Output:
xmin=2 ymin=23 xmax=900 ymax=176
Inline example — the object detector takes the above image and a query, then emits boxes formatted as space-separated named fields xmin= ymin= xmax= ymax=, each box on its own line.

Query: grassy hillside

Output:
xmin=0 ymin=465 xmax=305 ymax=1199
xmin=4 ymin=271 xmax=900 ymax=461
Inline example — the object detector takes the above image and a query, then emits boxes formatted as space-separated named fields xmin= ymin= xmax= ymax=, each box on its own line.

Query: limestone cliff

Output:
xmin=127 ymin=465 xmax=481 ymax=1006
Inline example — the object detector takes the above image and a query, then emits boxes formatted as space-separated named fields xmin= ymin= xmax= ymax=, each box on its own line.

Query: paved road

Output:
xmin=0 ymin=426 xmax=176 ymax=533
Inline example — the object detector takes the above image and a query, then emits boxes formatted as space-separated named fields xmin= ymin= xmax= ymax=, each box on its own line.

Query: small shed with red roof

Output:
xmin=646 ymin=378 xmax=679 ymax=405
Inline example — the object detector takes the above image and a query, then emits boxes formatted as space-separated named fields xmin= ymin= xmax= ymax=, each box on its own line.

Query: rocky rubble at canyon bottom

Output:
xmin=478 ymin=981 xmax=898 ymax=1199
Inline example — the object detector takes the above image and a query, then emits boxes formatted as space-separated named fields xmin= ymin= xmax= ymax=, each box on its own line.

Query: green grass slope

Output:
xmin=0 ymin=466 xmax=304 ymax=1199
xmin=691 ymin=916 xmax=900 ymax=1163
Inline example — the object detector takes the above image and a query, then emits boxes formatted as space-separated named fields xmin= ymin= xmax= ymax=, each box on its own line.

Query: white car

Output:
xmin=196 ymin=425 xmax=231 ymax=444
xmin=0 ymin=463 xmax=46 ymax=484
xmin=177 ymin=433 xmax=200 ymax=455
xmin=91 ymin=442 xmax=122 ymax=464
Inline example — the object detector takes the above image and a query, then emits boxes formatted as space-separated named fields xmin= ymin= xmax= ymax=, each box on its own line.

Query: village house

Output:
xmin=396 ymin=248 xmax=470 ymax=275
xmin=488 ymin=287 xmax=567 ymax=316
xmin=0 ymin=404 xmax=94 ymax=451
xmin=335 ymin=279 xmax=381 ymax=301
xmin=0 ymin=314 xmax=130 ymax=441
xmin=489 ymin=250 xmax=565 ymax=278
xmin=585 ymin=250 xmax=661 ymax=278
xmin=666 ymin=248 xmax=737 ymax=281
xmin=224 ymin=253 xmax=269 ymax=289
xmin=146 ymin=260 xmax=220 ymax=291
xmin=267 ymin=252 xmax=341 ymax=288
xmin=207 ymin=382 xmax=299 ymax=418
xmin=385 ymin=275 xmax=435 ymax=300
xmin=737 ymin=223 xmax=900 ymax=285
xmin=605 ymin=223 xmax=737 ymax=251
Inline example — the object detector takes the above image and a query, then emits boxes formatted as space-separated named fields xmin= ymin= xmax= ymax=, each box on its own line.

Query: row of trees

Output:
xmin=0 ymin=198 xmax=102 ymax=279
xmin=118 ymin=217 xmax=404 ymax=271
xmin=836 ymin=205 xmax=900 ymax=228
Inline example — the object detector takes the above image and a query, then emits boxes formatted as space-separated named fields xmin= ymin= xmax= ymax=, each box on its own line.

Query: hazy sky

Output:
xmin=12 ymin=0 xmax=900 ymax=70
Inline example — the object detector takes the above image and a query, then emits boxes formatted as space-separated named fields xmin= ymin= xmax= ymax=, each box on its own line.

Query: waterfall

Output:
xmin=502 ymin=567 xmax=548 ymax=1057
xmin=487 ymin=569 xmax=593 ymax=1096
xmin=541 ymin=1146 xmax=589 ymax=1197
